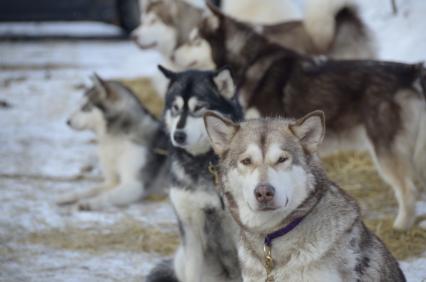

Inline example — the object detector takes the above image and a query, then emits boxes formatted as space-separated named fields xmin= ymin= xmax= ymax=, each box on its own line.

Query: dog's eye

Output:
xmin=172 ymin=104 xmax=180 ymax=113
xmin=81 ymin=103 xmax=93 ymax=112
xmin=193 ymin=105 xmax=205 ymax=112
xmin=276 ymin=156 xmax=289 ymax=164
xmin=240 ymin=158 xmax=252 ymax=166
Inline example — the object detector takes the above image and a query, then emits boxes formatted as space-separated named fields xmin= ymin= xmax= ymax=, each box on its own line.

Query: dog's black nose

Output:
xmin=173 ymin=131 xmax=186 ymax=144
xmin=66 ymin=119 xmax=71 ymax=127
xmin=254 ymin=184 xmax=275 ymax=203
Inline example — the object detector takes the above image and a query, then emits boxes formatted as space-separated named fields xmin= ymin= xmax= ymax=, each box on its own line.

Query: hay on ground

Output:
xmin=23 ymin=219 xmax=179 ymax=256
xmin=323 ymin=151 xmax=426 ymax=260
xmin=120 ymin=78 xmax=164 ymax=118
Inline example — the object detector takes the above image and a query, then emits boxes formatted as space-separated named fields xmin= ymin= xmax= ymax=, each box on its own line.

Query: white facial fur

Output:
xmin=68 ymin=97 xmax=104 ymax=132
xmin=165 ymin=96 xmax=211 ymax=155
xmin=205 ymin=112 xmax=325 ymax=231
xmin=227 ymin=143 xmax=313 ymax=231
xmin=172 ymin=29 xmax=215 ymax=70
xmin=132 ymin=12 xmax=177 ymax=57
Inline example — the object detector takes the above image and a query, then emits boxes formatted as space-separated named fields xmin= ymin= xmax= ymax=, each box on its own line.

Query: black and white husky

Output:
xmin=57 ymin=74 xmax=170 ymax=210
xmin=146 ymin=67 xmax=243 ymax=282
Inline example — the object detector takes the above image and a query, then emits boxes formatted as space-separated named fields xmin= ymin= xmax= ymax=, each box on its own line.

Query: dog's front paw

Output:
xmin=77 ymin=198 xmax=105 ymax=211
xmin=78 ymin=200 xmax=94 ymax=211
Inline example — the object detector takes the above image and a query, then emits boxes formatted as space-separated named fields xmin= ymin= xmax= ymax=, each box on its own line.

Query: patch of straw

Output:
xmin=323 ymin=151 xmax=426 ymax=260
xmin=365 ymin=217 xmax=426 ymax=260
xmin=23 ymin=219 xmax=179 ymax=256
xmin=120 ymin=78 xmax=164 ymax=118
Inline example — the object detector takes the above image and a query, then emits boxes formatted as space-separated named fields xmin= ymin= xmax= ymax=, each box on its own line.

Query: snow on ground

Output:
xmin=0 ymin=0 xmax=426 ymax=281
xmin=0 ymin=38 xmax=174 ymax=282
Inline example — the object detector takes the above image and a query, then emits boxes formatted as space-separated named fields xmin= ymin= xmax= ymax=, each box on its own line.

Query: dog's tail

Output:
xmin=145 ymin=259 xmax=179 ymax=282
xmin=303 ymin=0 xmax=376 ymax=58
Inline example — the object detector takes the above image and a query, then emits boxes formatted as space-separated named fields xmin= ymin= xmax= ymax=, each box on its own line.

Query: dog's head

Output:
xmin=172 ymin=28 xmax=215 ymax=70
xmin=132 ymin=0 xmax=178 ymax=57
xmin=191 ymin=1 xmax=259 ymax=69
xmin=68 ymin=74 xmax=144 ymax=134
xmin=204 ymin=111 xmax=325 ymax=231
xmin=159 ymin=65 xmax=242 ymax=156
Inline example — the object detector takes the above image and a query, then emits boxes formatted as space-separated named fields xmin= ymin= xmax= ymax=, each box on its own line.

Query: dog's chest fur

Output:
xmin=98 ymin=135 xmax=147 ymax=179
xmin=237 ymin=185 xmax=404 ymax=282
xmin=169 ymin=149 xmax=241 ymax=281
xmin=169 ymin=149 xmax=224 ymax=232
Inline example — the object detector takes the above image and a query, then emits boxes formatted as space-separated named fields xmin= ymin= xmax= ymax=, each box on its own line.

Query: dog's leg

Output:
xmin=57 ymin=144 xmax=119 ymax=206
xmin=371 ymin=150 xmax=417 ymax=230
xmin=413 ymin=106 xmax=426 ymax=189
xmin=174 ymin=245 xmax=186 ymax=282
xmin=183 ymin=229 xmax=204 ymax=282
xmin=78 ymin=180 xmax=144 ymax=210
xmin=56 ymin=183 xmax=111 ymax=205
xmin=56 ymin=164 xmax=118 ymax=205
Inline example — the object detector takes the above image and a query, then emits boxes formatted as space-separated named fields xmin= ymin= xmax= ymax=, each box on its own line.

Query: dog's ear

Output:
xmin=213 ymin=67 xmax=235 ymax=100
xmin=204 ymin=111 xmax=239 ymax=155
xmin=91 ymin=73 xmax=110 ymax=99
xmin=201 ymin=2 xmax=221 ymax=31
xmin=289 ymin=110 xmax=325 ymax=153
xmin=205 ymin=0 xmax=224 ymax=18
xmin=158 ymin=65 xmax=177 ymax=80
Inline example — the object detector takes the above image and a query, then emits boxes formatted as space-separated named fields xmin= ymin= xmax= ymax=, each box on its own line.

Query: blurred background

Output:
xmin=0 ymin=0 xmax=425 ymax=281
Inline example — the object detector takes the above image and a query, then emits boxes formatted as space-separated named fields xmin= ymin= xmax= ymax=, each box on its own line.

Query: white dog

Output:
xmin=56 ymin=74 xmax=169 ymax=210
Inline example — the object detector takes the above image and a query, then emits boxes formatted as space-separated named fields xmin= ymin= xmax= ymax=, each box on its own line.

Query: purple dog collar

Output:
xmin=263 ymin=216 xmax=305 ymax=281
xmin=264 ymin=216 xmax=304 ymax=247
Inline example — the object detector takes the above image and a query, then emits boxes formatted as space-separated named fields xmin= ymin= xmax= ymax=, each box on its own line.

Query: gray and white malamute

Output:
xmin=204 ymin=111 xmax=406 ymax=282
xmin=193 ymin=2 xmax=426 ymax=230
xmin=57 ymin=74 xmax=170 ymax=210
xmin=146 ymin=66 xmax=243 ymax=282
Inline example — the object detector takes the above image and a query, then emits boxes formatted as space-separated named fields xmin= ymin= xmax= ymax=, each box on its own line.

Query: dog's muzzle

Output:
xmin=173 ymin=130 xmax=186 ymax=145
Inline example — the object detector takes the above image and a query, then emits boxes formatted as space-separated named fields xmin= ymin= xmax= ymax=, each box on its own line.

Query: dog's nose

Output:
xmin=173 ymin=131 xmax=186 ymax=144
xmin=66 ymin=119 xmax=71 ymax=127
xmin=254 ymin=184 xmax=275 ymax=203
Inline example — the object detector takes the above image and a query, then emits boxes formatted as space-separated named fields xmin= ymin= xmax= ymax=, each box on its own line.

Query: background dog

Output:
xmin=204 ymin=111 xmax=406 ymax=282
xmin=133 ymin=0 xmax=205 ymax=59
xmin=173 ymin=0 xmax=376 ymax=69
xmin=146 ymin=66 xmax=243 ymax=282
xmin=194 ymin=2 xmax=426 ymax=230
xmin=133 ymin=0 xmax=300 ymax=62
xmin=56 ymin=75 xmax=170 ymax=210
xmin=222 ymin=0 xmax=299 ymax=24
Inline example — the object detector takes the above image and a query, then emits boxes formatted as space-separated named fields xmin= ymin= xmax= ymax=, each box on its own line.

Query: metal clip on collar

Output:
xmin=264 ymin=244 xmax=274 ymax=282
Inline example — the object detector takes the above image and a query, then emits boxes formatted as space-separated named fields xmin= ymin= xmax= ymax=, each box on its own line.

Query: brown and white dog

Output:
xmin=204 ymin=111 xmax=406 ymax=282
xmin=193 ymin=2 xmax=426 ymax=230
xmin=133 ymin=0 xmax=376 ymax=70
xmin=173 ymin=0 xmax=376 ymax=69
